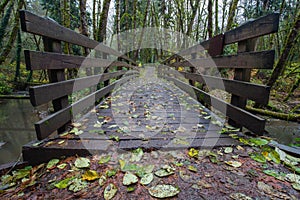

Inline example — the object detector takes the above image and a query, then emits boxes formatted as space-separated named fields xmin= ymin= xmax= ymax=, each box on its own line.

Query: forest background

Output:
xmin=0 ymin=0 xmax=299 ymax=118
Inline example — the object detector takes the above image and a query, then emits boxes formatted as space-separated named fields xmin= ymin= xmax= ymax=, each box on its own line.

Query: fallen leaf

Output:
xmin=140 ymin=173 xmax=153 ymax=185
xmin=154 ymin=165 xmax=175 ymax=177
xmin=47 ymin=159 xmax=60 ymax=169
xmin=250 ymin=153 xmax=266 ymax=163
xmin=285 ymin=173 xmax=300 ymax=183
xmin=230 ymin=193 xmax=253 ymax=200
xmin=224 ymin=147 xmax=233 ymax=154
xmin=82 ymin=170 xmax=99 ymax=181
xmin=99 ymin=155 xmax=111 ymax=164
xmin=57 ymin=163 xmax=67 ymax=169
xmin=130 ymin=148 xmax=143 ymax=162
xmin=98 ymin=175 xmax=107 ymax=186
xmin=257 ymin=181 xmax=273 ymax=194
xmin=74 ymin=157 xmax=90 ymax=168
xmin=106 ymin=169 xmax=117 ymax=177
xmin=249 ymin=138 xmax=269 ymax=146
xmin=54 ymin=177 xmax=74 ymax=189
xmin=104 ymin=183 xmax=118 ymax=200
xmin=188 ymin=148 xmax=199 ymax=159
xmin=292 ymin=183 xmax=300 ymax=191
xmin=12 ymin=166 xmax=32 ymax=180
xmin=225 ymin=161 xmax=242 ymax=168
xmin=188 ymin=165 xmax=198 ymax=172
xmin=263 ymin=170 xmax=285 ymax=181
xmin=68 ymin=178 xmax=87 ymax=192
xmin=108 ymin=125 xmax=118 ymax=129
xmin=148 ymin=184 xmax=180 ymax=198
xmin=123 ymin=172 xmax=138 ymax=185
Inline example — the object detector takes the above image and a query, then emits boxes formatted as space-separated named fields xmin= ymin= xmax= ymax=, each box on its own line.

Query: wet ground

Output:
xmin=0 ymin=144 xmax=299 ymax=199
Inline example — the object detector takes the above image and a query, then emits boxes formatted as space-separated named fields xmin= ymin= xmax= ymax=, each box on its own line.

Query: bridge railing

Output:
xmin=20 ymin=10 xmax=139 ymax=140
xmin=160 ymin=13 xmax=280 ymax=135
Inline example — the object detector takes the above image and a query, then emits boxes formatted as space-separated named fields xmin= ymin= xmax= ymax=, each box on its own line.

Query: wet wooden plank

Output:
xmin=171 ymin=50 xmax=275 ymax=69
xmin=163 ymin=76 xmax=266 ymax=135
xmin=118 ymin=137 xmax=239 ymax=150
xmin=178 ymin=71 xmax=270 ymax=105
xmin=224 ymin=13 xmax=280 ymax=44
xmin=30 ymin=70 xmax=138 ymax=106
xmin=35 ymin=76 xmax=136 ymax=140
xmin=25 ymin=50 xmax=135 ymax=70
xmin=22 ymin=139 xmax=111 ymax=165
xmin=19 ymin=10 xmax=137 ymax=65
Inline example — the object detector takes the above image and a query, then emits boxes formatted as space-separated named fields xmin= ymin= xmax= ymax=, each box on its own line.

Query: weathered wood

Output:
xmin=178 ymin=71 xmax=270 ymax=105
xmin=24 ymin=50 xmax=135 ymax=70
xmin=162 ymin=40 xmax=209 ymax=64
xmin=170 ymin=50 xmax=275 ymax=69
xmin=35 ymin=75 xmax=136 ymax=140
xmin=43 ymin=37 xmax=70 ymax=134
xmin=19 ymin=10 xmax=137 ymax=65
xmin=163 ymin=13 xmax=279 ymax=65
xmin=30 ymin=70 xmax=138 ymax=106
xmin=208 ymin=34 xmax=224 ymax=56
xmin=229 ymin=38 xmax=256 ymax=128
xmin=224 ymin=13 xmax=280 ymax=44
xmin=163 ymin=76 xmax=266 ymax=135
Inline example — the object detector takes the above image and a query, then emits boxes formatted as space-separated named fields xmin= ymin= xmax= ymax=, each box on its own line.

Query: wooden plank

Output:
xmin=35 ymin=75 xmax=136 ymax=140
xmin=178 ymin=71 xmax=270 ymax=105
xmin=24 ymin=50 xmax=136 ymax=70
xmin=224 ymin=13 xmax=280 ymax=44
xmin=171 ymin=50 xmax=275 ymax=69
xmin=208 ymin=34 xmax=224 ymax=56
xmin=30 ymin=70 xmax=138 ymax=106
xmin=19 ymin=10 xmax=137 ymax=65
xmin=22 ymin=139 xmax=111 ymax=165
xmin=229 ymin=39 xmax=256 ymax=128
xmin=43 ymin=37 xmax=70 ymax=134
xmin=162 ymin=40 xmax=210 ymax=64
xmin=162 ymin=76 xmax=266 ymax=135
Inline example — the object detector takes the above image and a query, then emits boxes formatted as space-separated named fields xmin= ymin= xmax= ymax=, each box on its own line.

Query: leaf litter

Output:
xmin=1 ymin=140 xmax=300 ymax=199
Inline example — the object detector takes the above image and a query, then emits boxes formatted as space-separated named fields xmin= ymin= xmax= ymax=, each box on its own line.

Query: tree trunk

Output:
xmin=208 ymin=0 xmax=213 ymax=38
xmin=135 ymin=0 xmax=151 ymax=60
xmin=79 ymin=0 xmax=91 ymax=76
xmin=215 ymin=0 xmax=219 ymax=34
xmin=14 ymin=28 xmax=21 ymax=82
xmin=226 ymin=0 xmax=239 ymax=31
xmin=221 ymin=0 xmax=227 ymax=32
xmin=92 ymin=0 xmax=97 ymax=40
xmin=97 ymin=0 xmax=111 ymax=43
xmin=115 ymin=0 xmax=121 ymax=51
xmin=0 ymin=1 xmax=13 ymax=48
xmin=0 ymin=0 xmax=24 ymax=65
xmin=186 ymin=0 xmax=200 ymax=37
xmin=0 ymin=0 xmax=10 ymax=16
xmin=267 ymin=12 xmax=300 ymax=87
xmin=284 ymin=76 xmax=300 ymax=101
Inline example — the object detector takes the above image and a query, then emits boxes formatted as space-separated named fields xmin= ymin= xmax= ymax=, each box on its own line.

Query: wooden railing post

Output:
xmin=43 ymin=37 xmax=70 ymax=133
xmin=189 ymin=53 xmax=196 ymax=86
xmin=229 ymin=38 xmax=257 ymax=128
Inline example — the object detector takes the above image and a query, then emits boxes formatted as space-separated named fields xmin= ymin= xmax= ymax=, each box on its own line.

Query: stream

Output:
xmin=0 ymin=99 xmax=39 ymax=164
xmin=0 ymin=99 xmax=299 ymax=165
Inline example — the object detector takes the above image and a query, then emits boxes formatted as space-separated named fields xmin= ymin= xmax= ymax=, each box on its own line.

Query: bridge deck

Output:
xmin=23 ymin=67 xmax=239 ymax=165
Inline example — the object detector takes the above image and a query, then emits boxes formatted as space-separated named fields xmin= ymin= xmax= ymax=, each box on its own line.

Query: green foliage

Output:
xmin=0 ymin=2 xmax=13 ymax=48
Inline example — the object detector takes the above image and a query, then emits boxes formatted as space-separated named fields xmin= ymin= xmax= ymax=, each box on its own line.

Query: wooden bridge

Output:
xmin=19 ymin=10 xmax=280 ymax=165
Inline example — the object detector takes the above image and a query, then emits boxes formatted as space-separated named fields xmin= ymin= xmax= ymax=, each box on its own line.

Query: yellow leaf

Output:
xmin=262 ymin=151 xmax=271 ymax=161
xmin=178 ymin=66 xmax=184 ymax=72
xmin=188 ymin=148 xmax=199 ymax=159
xmin=82 ymin=170 xmax=99 ymax=181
